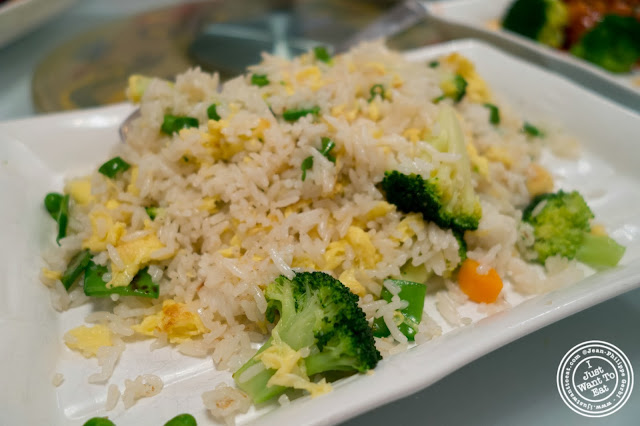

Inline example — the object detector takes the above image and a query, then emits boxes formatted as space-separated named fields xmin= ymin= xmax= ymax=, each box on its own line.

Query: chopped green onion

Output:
xmin=368 ymin=84 xmax=385 ymax=102
xmin=432 ymin=95 xmax=446 ymax=104
xmin=301 ymin=156 xmax=314 ymax=181
xmin=251 ymin=74 xmax=270 ymax=87
xmin=372 ymin=279 xmax=427 ymax=341
xmin=523 ymin=122 xmax=544 ymax=138
xmin=207 ymin=103 xmax=221 ymax=121
xmin=161 ymin=114 xmax=199 ymax=135
xmin=318 ymin=137 xmax=336 ymax=163
xmin=83 ymin=418 xmax=115 ymax=426
xmin=145 ymin=206 xmax=159 ymax=220
xmin=483 ymin=103 xmax=501 ymax=125
xmin=61 ymin=249 xmax=92 ymax=290
xmin=164 ymin=413 xmax=197 ymax=426
xmin=313 ymin=46 xmax=331 ymax=63
xmin=452 ymin=74 xmax=468 ymax=102
xmin=98 ymin=156 xmax=131 ymax=178
xmin=54 ymin=194 xmax=70 ymax=245
xmin=84 ymin=262 xmax=159 ymax=298
xmin=282 ymin=106 xmax=320 ymax=122
xmin=428 ymin=60 xmax=439 ymax=68
xmin=44 ymin=192 xmax=64 ymax=220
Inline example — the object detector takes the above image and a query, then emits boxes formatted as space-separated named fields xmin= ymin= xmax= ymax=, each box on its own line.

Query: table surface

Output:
xmin=1 ymin=1 xmax=638 ymax=425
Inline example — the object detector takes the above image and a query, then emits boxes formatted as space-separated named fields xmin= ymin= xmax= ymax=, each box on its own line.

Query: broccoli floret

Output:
xmin=502 ymin=0 xmax=568 ymax=48
xmin=570 ymin=15 xmax=640 ymax=73
xmin=522 ymin=190 xmax=625 ymax=269
xmin=233 ymin=272 xmax=381 ymax=403
xmin=381 ymin=106 xmax=482 ymax=234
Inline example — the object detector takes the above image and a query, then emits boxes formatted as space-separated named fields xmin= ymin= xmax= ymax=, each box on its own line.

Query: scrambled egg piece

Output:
xmin=295 ymin=66 xmax=324 ymax=90
xmin=132 ymin=300 xmax=209 ymax=344
xmin=65 ymin=325 xmax=114 ymax=358
xmin=444 ymin=53 xmax=491 ymax=103
xmin=42 ymin=268 xmax=62 ymax=280
xmin=323 ymin=226 xmax=381 ymax=270
xmin=105 ymin=199 xmax=120 ymax=210
xmin=394 ymin=213 xmax=424 ymax=242
xmin=108 ymin=232 xmax=172 ymax=287
xmin=526 ymin=163 xmax=554 ymax=196
xmin=338 ymin=268 xmax=366 ymax=297
xmin=127 ymin=166 xmax=140 ymax=195
xmin=591 ymin=224 xmax=608 ymax=237
xmin=126 ymin=75 xmax=153 ymax=103
xmin=200 ymin=197 xmax=218 ymax=214
xmin=484 ymin=146 xmax=513 ymax=168
xmin=82 ymin=211 xmax=126 ymax=252
xmin=291 ymin=256 xmax=319 ymax=269
xmin=256 ymin=332 xmax=332 ymax=398
xmin=364 ymin=201 xmax=394 ymax=221
xmin=466 ymin=143 xmax=489 ymax=177
xmin=67 ymin=179 xmax=93 ymax=205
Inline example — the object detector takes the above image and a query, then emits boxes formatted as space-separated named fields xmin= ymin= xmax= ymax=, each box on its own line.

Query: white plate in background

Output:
xmin=0 ymin=0 xmax=77 ymax=48
xmin=425 ymin=0 xmax=640 ymax=102
xmin=1 ymin=39 xmax=639 ymax=425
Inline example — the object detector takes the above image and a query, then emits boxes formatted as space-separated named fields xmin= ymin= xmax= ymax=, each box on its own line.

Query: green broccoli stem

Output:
xmin=575 ymin=233 xmax=626 ymax=270
xmin=232 ymin=338 xmax=287 ymax=404
xmin=304 ymin=351 xmax=357 ymax=376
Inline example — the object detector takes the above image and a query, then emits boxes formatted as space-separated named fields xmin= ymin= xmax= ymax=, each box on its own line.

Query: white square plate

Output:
xmin=1 ymin=39 xmax=639 ymax=425
xmin=425 ymin=0 xmax=640 ymax=101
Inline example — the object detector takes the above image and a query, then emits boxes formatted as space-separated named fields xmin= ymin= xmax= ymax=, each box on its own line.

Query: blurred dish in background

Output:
xmin=32 ymin=0 xmax=442 ymax=113
xmin=0 ymin=0 xmax=78 ymax=48
xmin=426 ymin=0 xmax=640 ymax=100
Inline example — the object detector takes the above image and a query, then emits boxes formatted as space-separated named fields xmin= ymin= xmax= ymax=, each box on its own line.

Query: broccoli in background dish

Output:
xmin=381 ymin=106 xmax=482 ymax=235
xmin=522 ymin=190 xmax=625 ymax=269
xmin=502 ymin=0 xmax=568 ymax=48
xmin=233 ymin=272 xmax=381 ymax=404
xmin=570 ymin=15 xmax=640 ymax=74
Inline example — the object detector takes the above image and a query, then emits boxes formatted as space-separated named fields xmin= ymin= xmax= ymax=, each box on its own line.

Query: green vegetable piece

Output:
xmin=502 ymin=0 xmax=568 ymax=48
xmin=522 ymin=190 xmax=625 ymax=269
xmin=576 ymin=233 xmax=626 ymax=270
xmin=451 ymin=74 xmax=468 ymax=102
xmin=318 ymin=137 xmax=336 ymax=163
xmin=207 ymin=103 xmax=221 ymax=121
xmin=83 ymin=418 xmax=115 ymax=426
xmin=56 ymin=194 xmax=70 ymax=244
xmin=313 ymin=46 xmax=331 ymax=63
xmin=161 ymin=115 xmax=199 ymax=135
xmin=44 ymin=192 xmax=64 ymax=219
xmin=301 ymin=156 xmax=314 ymax=181
xmin=282 ymin=106 xmax=320 ymax=122
xmin=372 ymin=279 xmax=427 ymax=341
xmin=432 ymin=94 xmax=446 ymax=104
xmin=145 ymin=206 xmax=159 ymax=220
xmin=381 ymin=107 xmax=482 ymax=235
xmin=429 ymin=60 xmax=439 ymax=68
xmin=523 ymin=122 xmax=544 ymax=138
xmin=251 ymin=74 xmax=270 ymax=87
xmin=98 ymin=157 xmax=131 ymax=178
xmin=84 ymin=262 xmax=159 ymax=298
xmin=233 ymin=272 xmax=381 ymax=403
xmin=164 ymin=413 xmax=197 ymax=426
xmin=394 ymin=260 xmax=431 ymax=284
xmin=483 ymin=103 xmax=501 ymax=125
xmin=368 ymin=84 xmax=386 ymax=102
xmin=61 ymin=249 xmax=92 ymax=291
xmin=570 ymin=15 xmax=640 ymax=73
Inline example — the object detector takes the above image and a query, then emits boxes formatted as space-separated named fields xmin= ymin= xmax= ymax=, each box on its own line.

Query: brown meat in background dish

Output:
xmin=564 ymin=0 xmax=640 ymax=47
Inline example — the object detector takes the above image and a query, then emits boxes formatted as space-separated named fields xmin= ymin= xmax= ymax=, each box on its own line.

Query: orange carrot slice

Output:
xmin=458 ymin=259 xmax=503 ymax=303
